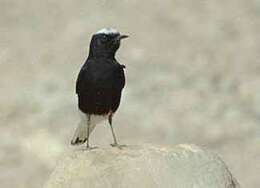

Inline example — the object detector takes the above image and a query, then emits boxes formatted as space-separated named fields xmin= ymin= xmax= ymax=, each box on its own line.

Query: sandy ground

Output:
xmin=0 ymin=0 xmax=259 ymax=187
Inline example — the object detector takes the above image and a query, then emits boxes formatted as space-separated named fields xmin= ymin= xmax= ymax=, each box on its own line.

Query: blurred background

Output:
xmin=0 ymin=0 xmax=260 ymax=187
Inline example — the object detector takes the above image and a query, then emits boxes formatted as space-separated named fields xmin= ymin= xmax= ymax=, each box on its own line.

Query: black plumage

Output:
xmin=76 ymin=58 xmax=125 ymax=115
xmin=71 ymin=28 xmax=128 ymax=149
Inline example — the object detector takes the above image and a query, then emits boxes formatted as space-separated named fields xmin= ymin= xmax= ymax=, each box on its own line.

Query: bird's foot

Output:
xmin=110 ymin=143 xmax=127 ymax=149
xmin=85 ymin=145 xmax=98 ymax=151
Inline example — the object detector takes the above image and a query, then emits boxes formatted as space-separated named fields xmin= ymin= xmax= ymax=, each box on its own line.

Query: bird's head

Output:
xmin=89 ymin=28 xmax=128 ymax=58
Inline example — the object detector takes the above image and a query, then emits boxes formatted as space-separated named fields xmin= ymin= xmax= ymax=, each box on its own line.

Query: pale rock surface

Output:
xmin=44 ymin=144 xmax=241 ymax=188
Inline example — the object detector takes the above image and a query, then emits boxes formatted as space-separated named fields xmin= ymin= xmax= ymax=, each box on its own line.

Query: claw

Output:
xmin=85 ymin=146 xmax=98 ymax=151
xmin=110 ymin=143 xmax=127 ymax=149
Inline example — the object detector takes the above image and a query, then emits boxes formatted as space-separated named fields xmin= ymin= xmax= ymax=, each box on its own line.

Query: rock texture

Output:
xmin=44 ymin=144 xmax=241 ymax=188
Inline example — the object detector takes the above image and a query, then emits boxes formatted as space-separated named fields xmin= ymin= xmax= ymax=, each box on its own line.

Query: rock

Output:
xmin=44 ymin=144 xmax=241 ymax=188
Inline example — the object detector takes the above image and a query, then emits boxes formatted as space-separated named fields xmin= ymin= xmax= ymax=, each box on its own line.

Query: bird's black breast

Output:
xmin=76 ymin=58 xmax=125 ymax=115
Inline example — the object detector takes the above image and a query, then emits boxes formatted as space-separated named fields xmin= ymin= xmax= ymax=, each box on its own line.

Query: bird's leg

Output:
xmin=109 ymin=114 xmax=118 ymax=145
xmin=86 ymin=114 xmax=97 ymax=150
xmin=108 ymin=114 xmax=126 ymax=149
xmin=86 ymin=114 xmax=91 ymax=149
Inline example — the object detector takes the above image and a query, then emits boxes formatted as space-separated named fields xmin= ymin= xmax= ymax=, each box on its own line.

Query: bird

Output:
xmin=71 ymin=28 xmax=128 ymax=149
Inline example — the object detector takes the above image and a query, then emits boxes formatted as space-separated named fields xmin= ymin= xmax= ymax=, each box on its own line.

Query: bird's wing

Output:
xmin=113 ymin=64 xmax=125 ymax=90
xmin=76 ymin=65 xmax=90 ymax=95
xmin=75 ymin=61 xmax=126 ymax=114
xmin=76 ymin=60 xmax=125 ymax=92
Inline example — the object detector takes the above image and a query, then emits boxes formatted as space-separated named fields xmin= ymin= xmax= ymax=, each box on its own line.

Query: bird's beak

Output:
xmin=116 ymin=34 xmax=129 ymax=41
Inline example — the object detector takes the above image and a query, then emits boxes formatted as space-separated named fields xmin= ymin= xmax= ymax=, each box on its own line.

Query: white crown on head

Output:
xmin=95 ymin=28 xmax=119 ymax=35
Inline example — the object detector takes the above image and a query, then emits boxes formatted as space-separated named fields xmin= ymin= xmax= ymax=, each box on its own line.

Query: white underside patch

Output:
xmin=95 ymin=28 xmax=119 ymax=35
xmin=71 ymin=110 xmax=108 ymax=145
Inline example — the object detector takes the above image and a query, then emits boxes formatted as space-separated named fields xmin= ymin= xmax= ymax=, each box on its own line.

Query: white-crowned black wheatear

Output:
xmin=71 ymin=28 xmax=128 ymax=149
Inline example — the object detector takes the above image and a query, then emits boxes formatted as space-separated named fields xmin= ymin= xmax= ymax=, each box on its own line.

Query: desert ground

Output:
xmin=0 ymin=0 xmax=259 ymax=187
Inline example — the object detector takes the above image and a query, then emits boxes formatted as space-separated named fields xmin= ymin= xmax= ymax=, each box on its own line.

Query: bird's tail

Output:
xmin=71 ymin=115 xmax=96 ymax=145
